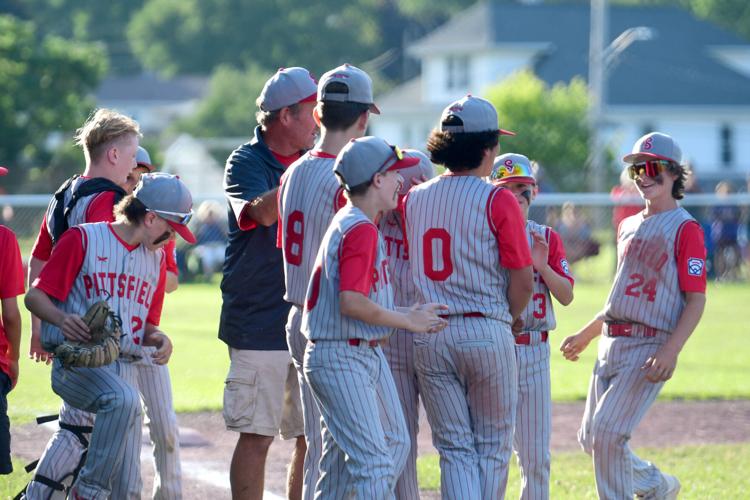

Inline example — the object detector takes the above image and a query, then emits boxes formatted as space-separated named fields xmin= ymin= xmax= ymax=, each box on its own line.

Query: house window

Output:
xmin=721 ymin=124 xmax=733 ymax=167
xmin=446 ymin=55 xmax=470 ymax=90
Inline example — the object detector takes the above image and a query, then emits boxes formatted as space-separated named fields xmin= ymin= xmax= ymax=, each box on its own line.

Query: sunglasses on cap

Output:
xmin=628 ymin=160 xmax=671 ymax=180
xmin=376 ymin=145 xmax=405 ymax=173
xmin=147 ymin=208 xmax=193 ymax=225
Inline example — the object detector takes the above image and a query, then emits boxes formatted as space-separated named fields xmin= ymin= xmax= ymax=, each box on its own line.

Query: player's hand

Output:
xmin=8 ymin=360 xmax=18 ymax=391
xmin=641 ymin=344 xmax=679 ymax=383
xmin=560 ymin=333 xmax=590 ymax=361
xmin=511 ymin=317 xmax=524 ymax=335
xmin=531 ymin=232 xmax=549 ymax=272
xmin=60 ymin=314 xmax=90 ymax=342
xmin=29 ymin=330 xmax=53 ymax=364
xmin=150 ymin=333 xmax=173 ymax=365
xmin=407 ymin=303 xmax=449 ymax=334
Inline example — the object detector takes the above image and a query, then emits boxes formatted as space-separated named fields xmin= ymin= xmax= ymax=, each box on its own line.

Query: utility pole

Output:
xmin=588 ymin=0 xmax=607 ymax=193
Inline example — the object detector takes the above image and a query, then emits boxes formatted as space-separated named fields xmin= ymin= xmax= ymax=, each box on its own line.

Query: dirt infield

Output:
xmin=11 ymin=400 xmax=750 ymax=499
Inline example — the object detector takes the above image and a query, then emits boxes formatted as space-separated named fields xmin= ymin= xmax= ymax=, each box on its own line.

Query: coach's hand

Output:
xmin=149 ymin=332 xmax=173 ymax=365
xmin=60 ymin=313 xmax=91 ymax=342
xmin=642 ymin=344 xmax=679 ymax=383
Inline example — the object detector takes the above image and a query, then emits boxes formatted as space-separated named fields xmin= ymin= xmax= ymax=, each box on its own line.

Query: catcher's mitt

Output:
xmin=55 ymin=300 xmax=122 ymax=368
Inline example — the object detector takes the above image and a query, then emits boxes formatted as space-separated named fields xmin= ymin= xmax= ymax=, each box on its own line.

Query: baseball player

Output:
xmin=560 ymin=132 xmax=707 ymax=499
xmin=490 ymin=153 xmax=574 ymax=500
xmin=403 ymin=95 xmax=533 ymax=499
xmin=23 ymin=142 xmax=183 ymax=499
xmin=378 ymin=149 xmax=434 ymax=499
xmin=277 ymin=63 xmax=378 ymax=499
xmin=302 ymin=136 xmax=448 ymax=499
xmin=24 ymin=173 xmax=195 ymax=499
xmin=0 ymin=165 xmax=24 ymax=476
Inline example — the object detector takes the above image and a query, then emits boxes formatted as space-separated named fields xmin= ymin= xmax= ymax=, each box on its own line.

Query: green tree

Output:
xmin=485 ymin=70 xmax=593 ymax=192
xmin=0 ymin=15 xmax=107 ymax=190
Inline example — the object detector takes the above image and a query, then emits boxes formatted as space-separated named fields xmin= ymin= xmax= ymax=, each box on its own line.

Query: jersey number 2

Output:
xmin=624 ymin=273 xmax=657 ymax=302
xmin=284 ymin=210 xmax=305 ymax=266
xmin=423 ymin=228 xmax=453 ymax=281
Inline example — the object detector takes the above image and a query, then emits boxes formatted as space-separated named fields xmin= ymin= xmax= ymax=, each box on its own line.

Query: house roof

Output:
xmin=96 ymin=73 xmax=209 ymax=102
xmin=407 ymin=2 xmax=750 ymax=106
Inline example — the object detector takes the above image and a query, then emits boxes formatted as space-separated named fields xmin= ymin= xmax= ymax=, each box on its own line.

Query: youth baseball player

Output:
xmin=278 ymin=63 xmax=377 ymax=499
xmin=302 ymin=136 xmax=448 ymax=499
xmin=25 ymin=173 xmax=195 ymax=499
xmin=24 ymin=144 xmax=183 ymax=499
xmin=560 ymin=132 xmax=707 ymax=499
xmin=490 ymin=153 xmax=574 ymax=500
xmin=378 ymin=149 xmax=434 ymax=500
xmin=403 ymin=95 xmax=533 ymax=499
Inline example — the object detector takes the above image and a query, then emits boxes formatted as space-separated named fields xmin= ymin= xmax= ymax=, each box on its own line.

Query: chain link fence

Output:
xmin=2 ymin=193 xmax=748 ymax=283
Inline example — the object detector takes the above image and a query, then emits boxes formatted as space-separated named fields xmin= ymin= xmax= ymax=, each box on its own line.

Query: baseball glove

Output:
xmin=54 ymin=301 xmax=122 ymax=369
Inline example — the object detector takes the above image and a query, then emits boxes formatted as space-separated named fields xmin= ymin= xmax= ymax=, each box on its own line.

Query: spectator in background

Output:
xmin=192 ymin=200 xmax=228 ymax=280
xmin=611 ymin=168 xmax=643 ymax=230
xmin=710 ymin=181 xmax=742 ymax=280
xmin=554 ymin=202 xmax=599 ymax=264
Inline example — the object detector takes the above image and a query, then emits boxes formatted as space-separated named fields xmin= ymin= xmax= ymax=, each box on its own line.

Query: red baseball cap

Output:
xmin=0 ymin=166 xmax=8 ymax=176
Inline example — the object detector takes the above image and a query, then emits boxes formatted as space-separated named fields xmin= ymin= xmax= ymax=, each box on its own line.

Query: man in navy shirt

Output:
xmin=220 ymin=67 xmax=318 ymax=500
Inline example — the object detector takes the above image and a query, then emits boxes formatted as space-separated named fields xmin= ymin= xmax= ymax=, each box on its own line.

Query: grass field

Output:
xmin=416 ymin=443 xmax=750 ymax=498
xmin=7 ymin=276 xmax=749 ymax=425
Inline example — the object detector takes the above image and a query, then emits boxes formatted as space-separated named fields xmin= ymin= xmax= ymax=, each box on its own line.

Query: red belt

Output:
xmin=438 ymin=312 xmax=485 ymax=319
xmin=605 ymin=323 xmax=657 ymax=338
xmin=347 ymin=338 xmax=379 ymax=347
xmin=515 ymin=331 xmax=548 ymax=345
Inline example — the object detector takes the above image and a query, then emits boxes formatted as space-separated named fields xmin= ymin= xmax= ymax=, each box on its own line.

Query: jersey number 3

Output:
xmin=285 ymin=210 xmax=305 ymax=266
xmin=624 ymin=273 xmax=657 ymax=302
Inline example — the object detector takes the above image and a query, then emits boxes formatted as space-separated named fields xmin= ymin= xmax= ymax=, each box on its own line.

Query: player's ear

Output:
xmin=313 ymin=105 xmax=322 ymax=127
xmin=106 ymin=144 xmax=118 ymax=165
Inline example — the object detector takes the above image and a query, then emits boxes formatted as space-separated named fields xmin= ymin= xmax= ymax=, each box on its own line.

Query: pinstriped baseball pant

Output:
xmin=304 ymin=340 xmax=409 ymax=500
xmin=578 ymin=334 xmax=668 ymax=500
xmin=382 ymin=330 xmax=420 ymax=500
xmin=50 ymin=358 xmax=142 ymax=500
xmin=414 ymin=317 xmax=518 ymax=500
xmin=287 ymin=305 xmax=325 ymax=500
xmin=513 ymin=333 xmax=551 ymax=500
xmin=136 ymin=352 xmax=182 ymax=500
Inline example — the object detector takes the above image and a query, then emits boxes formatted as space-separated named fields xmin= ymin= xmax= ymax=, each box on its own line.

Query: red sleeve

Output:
xmin=164 ymin=240 xmax=178 ymax=274
xmin=238 ymin=202 xmax=258 ymax=231
xmin=33 ymin=228 xmax=86 ymax=302
xmin=675 ymin=221 xmax=707 ymax=293
xmin=84 ymin=191 xmax=117 ymax=223
xmin=546 ymin=229 xmax=574 ymax=286
xmin=488 ymin=188 xmax=532 ymax=269
xmin=0 ymin=227 xmax=26 ymax=299
xmin=334 ymin=187 xmax=347 ymax=212
xmin=276 ymin=180 xmax=284 ymax=249
xmin=338 ymin=222 xmax=379 ymax=295
xmin=31 ymin=218 xmax=53 ymax=261
xmin=147 ymin=258 xmax=167 ymax=326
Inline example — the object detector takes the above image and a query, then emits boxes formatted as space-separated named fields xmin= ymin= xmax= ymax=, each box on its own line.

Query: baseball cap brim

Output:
xmin=495 ymin=176 xmax=535 ymax=185
xmin=500 ymin=129 xmax=516 ymax=136
xmin=0 ymin=166 xmax=8 ymax=176
xmin=136 ymin=161 xmax=155 ymax=172
xmin=384 ymin=156 xmax=420 ymax=172
xmin=369 ymin=103 xmax=381 ymax=115
xmin=299 ymin=92 xmax=317 ymax=104
xmin=622 ymin=152 xmax=674 ymax=163
xmin=166 ymin=220 xmax=196 ymax=244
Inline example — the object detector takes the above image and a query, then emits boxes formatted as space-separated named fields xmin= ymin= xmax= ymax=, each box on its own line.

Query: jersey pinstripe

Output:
xmin=404 ymin=175 xmax=511 ymax=323
xmin=379 ymin=211 xmax=417 ymax=307
xmin=521 ymin=220 xmax=557 ymax=332
xmin=40 ymin=223 xmax=163 ymax=356
xmin=302 ymin=205 xmax=394 ymax=342
xmin=279 ymin=152 xmax=344 ymax=305
xmin=603 ymin=207 xmax=695 ymax=331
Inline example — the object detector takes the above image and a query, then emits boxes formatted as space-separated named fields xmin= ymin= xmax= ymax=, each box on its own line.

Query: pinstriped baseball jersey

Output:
xmin=404 ymin=175 xmax=512 ymax=323
xmin=279 ymin=151 xmax=344 ymax=305
xmin=603 ymin=207 xmax=695 ymax=331
xmin=44 ymin=178 xmax=104 ymax=241
xmin=40 ymin=223 xmax=164 ymax=356
xmin=302 ymin=205 xmax=394 ymax=341
xmin=379 ymin=211 xmax=417 ymax=307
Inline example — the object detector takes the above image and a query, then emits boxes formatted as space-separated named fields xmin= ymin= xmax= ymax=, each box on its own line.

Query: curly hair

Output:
xmin=667 ymin=162 xmax=688 ymax=200
xmin=426 ymin=116 xmax=499 ymax=171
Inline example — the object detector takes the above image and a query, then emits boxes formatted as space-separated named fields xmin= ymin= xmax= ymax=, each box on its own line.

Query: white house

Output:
xmin=369 ymin=2 xmax=750 ymax=187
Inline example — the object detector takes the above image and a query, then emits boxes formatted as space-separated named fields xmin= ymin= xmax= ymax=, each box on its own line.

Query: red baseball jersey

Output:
xmin=404 ymin=175 xmax=532 ymax=323
xmin=378 ymin=210 xmax=417 ymax=307
xmin=520 ymin=220 xmax=574 ymax=332
xmin=0 ymin=225 xmax=26 ymax=377
xmin=35 ymin=223 xmax=167 ymax=356
xmin=278 ymin=151 xmax=345 ymax=305
xmin=302 ymin=205 xmax=394 ymax=341
xmin=603 ymin=207 xmax=706 ymax=332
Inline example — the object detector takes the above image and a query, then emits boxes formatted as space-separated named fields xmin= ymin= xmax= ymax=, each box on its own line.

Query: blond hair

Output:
xmin=74 ymin=108 xmax=141 ymax=163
